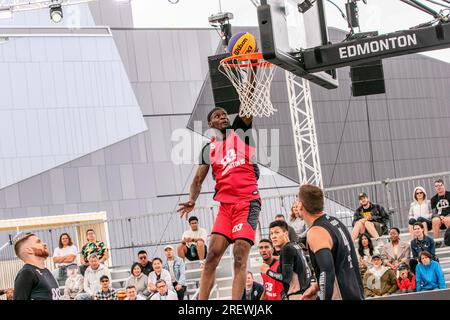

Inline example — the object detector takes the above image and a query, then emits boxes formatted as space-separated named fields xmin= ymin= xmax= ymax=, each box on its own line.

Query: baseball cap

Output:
xmin=372 ymin=253 xmax=381 ymax=259
xmin=398 ymin=262 xmax=409 ymax=270
xmin=444 ymin=227 xmax=450 ymax=247
xmin=358 ymin=192 xmax=368 ymax=199
xmin=164 ymin=245 xmax=174 ymax=251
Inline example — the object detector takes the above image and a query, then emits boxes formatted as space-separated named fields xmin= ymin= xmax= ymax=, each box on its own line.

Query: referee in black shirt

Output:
xmin=13 ymin=233 xmax=61 ymax=300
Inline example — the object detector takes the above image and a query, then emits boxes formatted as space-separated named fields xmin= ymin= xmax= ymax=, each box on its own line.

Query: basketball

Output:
xmin=227 ymin=32 xmax=257 ymax=56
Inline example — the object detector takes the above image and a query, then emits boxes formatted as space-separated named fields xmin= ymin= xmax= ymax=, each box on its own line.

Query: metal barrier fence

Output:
xmin=1 ymin=170 xmax=449 ymax=291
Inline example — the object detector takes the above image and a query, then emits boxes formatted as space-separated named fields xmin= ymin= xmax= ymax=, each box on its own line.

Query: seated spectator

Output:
xmin=150 ymin=279 xmax=178 ymax=300
xmin=137 ymin=250 xmax=153 ymax=276
xmin=356 ymin=233 xmax=379 ymax=278
xmin=410 ymin=222 xmax=437 ymax=273
xmin=148 ymin=258 xmax=173 ymax=296
xmin=52 ymin=233 xmax=78 ymax=283
xmin=382 ymin=227 xmax=410 ymax=271
xmin=79 ymin=229 xmax=109 ymax=276
xmin=126 ymin=262 xmax=149 ymax=298
xmin=415 ymin=251 xmax=446 ymax=292
xmin=352 ymin=192 xmax=390 ymax=242
xmin=95 ymin=275 xmax=117 ymax=300
xmin=77 ymin=253 xmax=111 ymax=300
xmin=163 ymin=245 xmax=186 ymax=300
xmin=431 ymin=179 xmax=450 ymax=247
xmin=177 ymin=216 xmax=207 ymax=263
xmin=62 ymin=264 xmax=84 ymax=300
xmin=0 ymin=288 xmax=13 ymax=300
xmin=408 ymin=186 xmax=432 ymax=238
xmin=241 ymin=271 xmax=264 ymax=300
xmin=396 ymin=263 xmax=416 ymax=294
xmin=363 ymin=254 xmax=398 ymax=298
xmin=124 ymin=285 xmax=146 ymax=300
xmin=275 ymin=214 xmax=298 ymax=243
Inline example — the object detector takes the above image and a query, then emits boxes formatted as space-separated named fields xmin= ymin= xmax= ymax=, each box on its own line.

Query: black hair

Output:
xmin=152 ymin=257 xmax=163 ymax=265
xmin=274 ymin=214 xmax=285 ymax=219
xmin=390 ymin=227 xmax=400 ymax=235
xmin=188 ymin=216 xmax=198 ymax=223
xmin=269 ymin=220 xmax=289 ymax=232
xmin=131 ymin=262 xmax=143 ymax=275
xmin=259 ymin=238 xmax=273 ymax=247
xmin=100 ymin=275 xmax=109 ymax=282
xmin=207 ymin=107 xmax=226 ymax=122
xmin=357 ymin=233 xmax=374 ymax=257
xmin=137 ymin=250 xmax=147 ymax=256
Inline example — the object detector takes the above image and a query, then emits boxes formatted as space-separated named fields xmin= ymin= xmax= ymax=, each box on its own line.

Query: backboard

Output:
xmin=257 ymin=0 xmax=338 ymax=89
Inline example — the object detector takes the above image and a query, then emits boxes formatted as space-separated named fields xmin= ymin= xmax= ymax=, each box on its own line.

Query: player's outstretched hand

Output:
xmin=178 ymin=200 xmax=195 ymax=218
xmin=300 ymin=282 xmax=319 ymax=300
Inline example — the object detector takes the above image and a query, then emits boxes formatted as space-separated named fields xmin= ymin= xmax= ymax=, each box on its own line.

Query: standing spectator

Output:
xmin=382 ymin=227 xmax=410 ymax=271
xmin=148 ymin=257 xmax=173 ymax=295
xmin=137 ymin=250 xmax=153 ymax=276
xmin=356 ymin=233 xmax=379 ymax=279
xmin=150 ymin=279 xmax=178 ymax=300
xmin=62 ymin=264 xmax=84 ymax=300
xmin=13 ymin=233 xmax=61 ymax=300
xmin=79 ymin=229 xmax=109 ymax=275
xmin=275 ymin=214 xmax=298 ymax=243
xmin=396 ymin=263 xmax=416 ymax=294
xmin=125 ymin=262 xmax=149 ymax=298
xmin=78 ymin=253 xmax=111 ymax=300
xmin=163 ymin=245 xmax=186 ymax=300
xmin=258 ymin=239 xmax=283 ymax=301
xmin=352 ymin=192 xmax=390 ymax=242
xmin=410 ymin=222 xmax=437 ymax=273
xmin=408 ymin=186 xmax=432 ymax=237
xmin=415 ymin=251 xmax=446 ymax=292
xmin=241 ymin=271 xmax=264 ymax=300
xmin=177 ymin=216 xmax=207 ymax=263
xmin=124 ymin=285 xmax=146 ymax=300
xmin=52 ymin=233 xmax=78 ymax=283
xmin=363 ymin=254 xmax=398 ymax=298
xmin=0 ymin=288 xmax=13 ymax=300
xmin=95 ymin=275 xmax=117 ymax=300
xmin=431 ymin=179 xmax=450 ymax=246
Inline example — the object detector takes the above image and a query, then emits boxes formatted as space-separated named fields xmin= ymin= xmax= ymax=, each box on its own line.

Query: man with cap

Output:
xmin=363 ymin=253 xmax=397 ymax=298
xmin=351 ymin=192 xmax=390 ymax=242
xmin=163 ymin=244 xmax=186 ymax=300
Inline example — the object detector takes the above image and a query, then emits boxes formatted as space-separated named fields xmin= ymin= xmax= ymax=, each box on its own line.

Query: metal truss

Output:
xmin=0 ymin=0 xmax=97 ymax=13
xmin=285 ymin=71 xmax=323 ymax=187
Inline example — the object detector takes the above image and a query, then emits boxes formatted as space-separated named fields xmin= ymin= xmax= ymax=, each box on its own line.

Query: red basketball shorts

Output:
xmin=211 ymin=199 xmax=261 ymax=245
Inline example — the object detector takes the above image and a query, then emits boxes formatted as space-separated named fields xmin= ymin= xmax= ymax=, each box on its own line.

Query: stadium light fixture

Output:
xmin=49 ymin=3 xmax=63 ymax=23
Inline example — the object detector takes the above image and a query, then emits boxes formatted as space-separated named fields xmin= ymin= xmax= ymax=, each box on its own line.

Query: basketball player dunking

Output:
xmin=178 ymin=107 xmax=261 ymax=300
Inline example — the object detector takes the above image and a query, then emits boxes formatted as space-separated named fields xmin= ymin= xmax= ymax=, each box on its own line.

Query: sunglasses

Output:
xmin=156 ymin=285 xmax=166 ymax=289
xmin=101 ymin=280 xmax=109 ymax=283
xmin=415 ymin=192 xmax=424 ymax=195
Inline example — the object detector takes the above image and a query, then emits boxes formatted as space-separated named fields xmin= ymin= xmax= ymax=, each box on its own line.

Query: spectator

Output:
xmin=352 ymin=192 xmax=390 ymax=242
xmin=241 ymin=271 xmax=264 ymax=300
xmin=410 ymin=222 xmax=437 ymax=273
xmin=177 ymin=216 xmax=207 ymax=264
xmin=79 ymin=229 xmax=109 ymax=275
xmin=63 ymin=264 xmax=84 ymax=300
xmin=431 ymin=179 xmax=450 ymax=246
xmin=150 ymin=279 xmax=178 ymax=300
xmin=163 ymin=245 xmax=186 ymax=300
xmin=78 ymin=253 xmax=111 ymax=300
xmin=52 ymin=233 xmax=78 ymax=283
xmin=363 ymin=254 xmax=398 ymax=298
xmin=258 ymin=239 xmax=283 ymax=301
xmin=148 ymin=257 xmax=173 ymax=295
xmin=356 ymin=233 xmax=379 ymax=278
xmin=137 ymin=250 xmax=153 ymax=276
xmin=13 ymin=233 xmax=60 ymax=300
xmin=125 ymin=262 xmax=149 ymax=298
xmin=95 ymin=275 xmax=117 ymax=300
xmin=408 ymin=186 xmax=432 ymax=237
xmin=275 ymin=214 xmax=298 ymax=243
xmin=124 ymin=285 xmax=146 ymax=300
xmin=382 ymin=227 xmax=410 ymax=271
xmin=396 ymin=263 xmax=416 ymax=294
xmin=415 ymin=251 xmax=446 ymax=292
xmin=0 ymin=288 xmax=13 ymax=300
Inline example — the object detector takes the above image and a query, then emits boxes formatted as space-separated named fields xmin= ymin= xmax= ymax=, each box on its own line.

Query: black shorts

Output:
xmin=185 ymin=244 xmax=208 ymax=261
xmin=409 ymin=217 xmax=432 ymax=230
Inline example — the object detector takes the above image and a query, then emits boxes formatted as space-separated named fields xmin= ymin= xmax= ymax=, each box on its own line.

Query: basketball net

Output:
xmin=219 ymin=52 xmax=277 ymax=118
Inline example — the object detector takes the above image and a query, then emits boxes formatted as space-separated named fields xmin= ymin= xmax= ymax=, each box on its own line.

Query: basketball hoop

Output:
xmin=219 ymin=52 xmax=277 ymax=118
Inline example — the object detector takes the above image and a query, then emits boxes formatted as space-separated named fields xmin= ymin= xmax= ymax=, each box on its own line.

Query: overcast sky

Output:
xmin=132 ymin=0 xmax=450 ymax=63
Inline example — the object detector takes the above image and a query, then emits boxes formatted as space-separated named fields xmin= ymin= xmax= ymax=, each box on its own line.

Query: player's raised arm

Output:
xmin=177 ymin=164 xmax=209 ymax=218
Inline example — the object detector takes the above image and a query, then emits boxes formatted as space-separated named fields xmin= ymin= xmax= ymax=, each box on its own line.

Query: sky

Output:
xmin=132 ymin=0 xmax=450 ymax=63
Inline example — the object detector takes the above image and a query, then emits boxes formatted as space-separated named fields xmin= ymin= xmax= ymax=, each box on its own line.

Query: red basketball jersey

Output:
xmin=261 ymin=259 xmax=283 ymax=300
xmin=209 ymin=129 xmax=260 ymax=203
